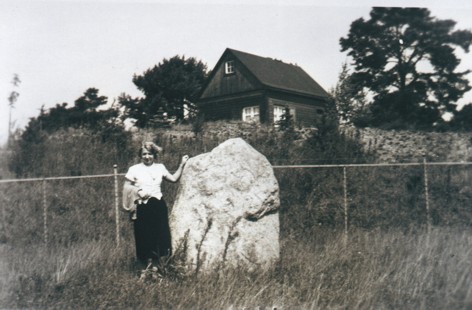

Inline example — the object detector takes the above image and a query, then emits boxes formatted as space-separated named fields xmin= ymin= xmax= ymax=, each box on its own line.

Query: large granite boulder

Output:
xmin=170 ymin=138 xmax=280 ymax=272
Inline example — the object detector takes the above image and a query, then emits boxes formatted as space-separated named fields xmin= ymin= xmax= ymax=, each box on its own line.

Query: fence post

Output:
xmin=42 ymin=178 xmax=48 ymax=246
xmin=114 ymin=164 xmax=120 ymax=247
xmin=343 ymin=166 xmax=348 ymax=244
xmin=423 ymin=157 xmax=432 ymax=236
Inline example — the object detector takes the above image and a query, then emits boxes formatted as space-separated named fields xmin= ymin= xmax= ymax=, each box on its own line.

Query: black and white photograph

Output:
xmin=1 ymin=0 xmax=472 ymax=308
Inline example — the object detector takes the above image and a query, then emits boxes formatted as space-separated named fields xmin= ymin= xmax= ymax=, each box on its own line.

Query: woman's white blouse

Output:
xmin=125 ymin=163 xmax=170 ymax=200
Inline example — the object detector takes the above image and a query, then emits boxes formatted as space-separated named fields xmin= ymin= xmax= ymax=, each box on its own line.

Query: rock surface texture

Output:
xmin=170 ymin=138 xmax=280 ymax=272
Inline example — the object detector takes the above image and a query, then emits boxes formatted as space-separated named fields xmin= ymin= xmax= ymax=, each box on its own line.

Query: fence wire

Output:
xmin=1 ymin=161 xmax=472 ymax=248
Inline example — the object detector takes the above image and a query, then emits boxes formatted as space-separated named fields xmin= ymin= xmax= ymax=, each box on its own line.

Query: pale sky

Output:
xmin=1 ymin=0 xmax=472 ymax=144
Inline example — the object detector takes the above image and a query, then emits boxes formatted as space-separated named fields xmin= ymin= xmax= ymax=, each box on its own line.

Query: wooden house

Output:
xmin=197 ymin=48 xmax=332 ymax=126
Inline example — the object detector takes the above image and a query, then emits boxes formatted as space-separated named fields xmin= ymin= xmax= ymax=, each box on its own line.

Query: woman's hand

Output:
xmin=166 ymin=155 xmax=190 ymax=183
xmin=181 ymin=155 xmax=189 ymax=166
xmin=137 ymin=188 xmax=150 ymax=199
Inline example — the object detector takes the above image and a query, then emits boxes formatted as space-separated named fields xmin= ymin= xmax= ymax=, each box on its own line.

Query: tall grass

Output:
xmin=1 ymin=227 xmax=471 ymax=309
xmin=1 ymin=123 xmax=472 ymax=308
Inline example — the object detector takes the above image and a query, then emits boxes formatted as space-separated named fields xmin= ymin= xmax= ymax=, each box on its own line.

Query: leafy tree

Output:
xmin=74 ymin=87 xmax=107 ymax=112
xmin=58 ymin=89 xmax=116 ymax=130
xmin=448 ymin=104 xmax=472 ymax=131
xmin=340 ymin=7 xmax=472 ymax=129
xmin=277 ymin=107 xmax=295 ymax=132
xmin=330 ymin=62 xmax=369 ymax=125
xmin=275 ymin=107 xmax=300 ymax=143
xmin=119 ymin=55 xmax=208 ymax=128
xmin=69 ymin=88 xmax=115 ymax=129
xmin=10 ymin=88 xmax=127 ymax=177
xmin=19 ymin=88 xmax=119 ymax=144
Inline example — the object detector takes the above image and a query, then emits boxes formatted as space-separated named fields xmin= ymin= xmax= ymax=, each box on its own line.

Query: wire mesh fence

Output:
xmin=0 ymin=176 xmax=120 ymax=247
xmin=274 ymin=162 xmax=472 ymax=238
xmin=1 ymin=161 xmax=472 ymax=248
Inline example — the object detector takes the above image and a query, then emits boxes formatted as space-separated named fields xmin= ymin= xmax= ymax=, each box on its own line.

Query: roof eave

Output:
xmin=263 ymin=85 xmax=331 ymax=102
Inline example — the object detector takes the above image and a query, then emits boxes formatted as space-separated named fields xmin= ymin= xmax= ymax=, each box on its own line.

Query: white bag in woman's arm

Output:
xmin=122 ymin=180 xmax=139 ymax=220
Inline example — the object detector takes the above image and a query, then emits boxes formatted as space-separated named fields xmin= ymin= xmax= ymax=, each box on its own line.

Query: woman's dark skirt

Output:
xmin=133 ymin=197 xmax=171 ymax=264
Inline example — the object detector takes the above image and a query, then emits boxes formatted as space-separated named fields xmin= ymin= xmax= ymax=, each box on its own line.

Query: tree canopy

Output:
xmin=20 ymin=88 xmax=119 ymax=143
xmin=119 ymin=55 xmax=208 ymax=128
xmin=330 ymin=62 xmax=369 ymax=125
xmin=340 ymin=7 xmax=472 ymax=129
xmin=11 ymin=88 xmax=127 ymax=177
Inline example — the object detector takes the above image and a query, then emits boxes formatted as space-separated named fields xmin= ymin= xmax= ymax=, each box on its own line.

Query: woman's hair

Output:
xmin=138 ymin=141 xmax=163 ymax=158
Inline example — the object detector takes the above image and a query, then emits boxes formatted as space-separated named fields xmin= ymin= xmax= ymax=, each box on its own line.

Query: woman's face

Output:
xmin=141 ymin=149 xmax=155 ymax=166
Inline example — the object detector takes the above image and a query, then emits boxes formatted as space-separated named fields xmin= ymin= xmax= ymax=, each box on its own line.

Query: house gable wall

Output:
xmin=200 ymin=55 xmax=260 ymax=99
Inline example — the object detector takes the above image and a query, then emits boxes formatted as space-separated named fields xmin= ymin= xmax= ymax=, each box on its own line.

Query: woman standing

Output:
xmin=123 ymin=141 xmax=188 ymax=278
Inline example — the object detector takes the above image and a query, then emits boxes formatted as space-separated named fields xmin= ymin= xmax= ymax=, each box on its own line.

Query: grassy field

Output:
xmin=1 ymin=227 xmax=471 ymax=309
xmin=1 ymin=124 xmax=472 ymax=308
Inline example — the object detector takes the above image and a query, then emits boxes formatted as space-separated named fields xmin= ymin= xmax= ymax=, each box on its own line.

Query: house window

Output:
xmin=242 ymin=106 xmax=260 ymax=122
xmin=273 ymin=105 xmax=295 ymax=124
xmin=225 ymin=60 xmax=234 ymax=74
xmin=273 ymin=105 xmax=286 ymax=124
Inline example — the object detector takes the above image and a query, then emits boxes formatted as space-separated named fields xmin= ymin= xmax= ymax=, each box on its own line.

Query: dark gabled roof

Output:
xmin=227 ymin=48 xmax=329 ymax=99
